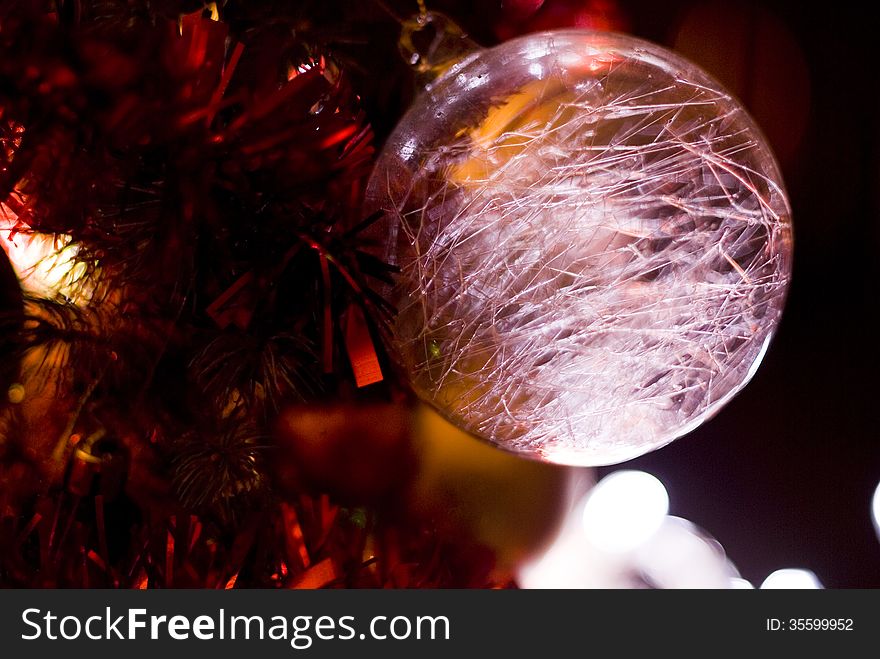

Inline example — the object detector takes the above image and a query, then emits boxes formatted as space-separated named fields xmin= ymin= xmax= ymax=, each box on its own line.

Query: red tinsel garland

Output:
xmin=0 ymin=1 xmax=509 ymax=588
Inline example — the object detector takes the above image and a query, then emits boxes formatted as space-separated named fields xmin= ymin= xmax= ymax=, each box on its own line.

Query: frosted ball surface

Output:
xmin=367 ymin=31 xmax=792 ymax=465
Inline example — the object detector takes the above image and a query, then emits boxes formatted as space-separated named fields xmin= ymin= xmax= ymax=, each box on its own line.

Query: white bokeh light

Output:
xmin=519 ymin=471 xmax=752 ymax=588
xmin=760 ymin=569 xmax=823 ymax=589
xmin=871 ymin=481 xmax=880 ymax=539
xmin=635 ymin=516 xmax=736 ymax=588
xmin=582 ymin=470 xmax=669 ymax=553
xmin=729 ymin=577 xmax=755 ymax=589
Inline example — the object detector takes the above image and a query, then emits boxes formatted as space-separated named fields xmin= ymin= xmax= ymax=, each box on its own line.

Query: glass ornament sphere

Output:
xmin=366 ymin=29 xmax=792 ymax=466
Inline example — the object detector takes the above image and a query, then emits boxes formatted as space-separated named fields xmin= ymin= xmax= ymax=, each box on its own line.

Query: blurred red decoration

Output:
xmin=273 ymin=404 xmax=416 ymax=505
xmin=495 ymin=0 xmax=628 ymax=41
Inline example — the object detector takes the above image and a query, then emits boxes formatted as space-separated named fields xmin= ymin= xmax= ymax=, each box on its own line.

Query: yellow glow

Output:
xmin=0 ymin=210 xmax=95 ymax=303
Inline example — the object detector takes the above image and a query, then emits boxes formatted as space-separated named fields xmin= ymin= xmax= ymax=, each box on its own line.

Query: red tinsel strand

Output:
xmin=1 ymin=3 xmax=374 ymax=284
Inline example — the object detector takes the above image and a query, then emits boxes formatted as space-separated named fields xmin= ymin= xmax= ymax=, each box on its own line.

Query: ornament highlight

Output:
xmin=367 ymin=29 xmax=792 ymax=465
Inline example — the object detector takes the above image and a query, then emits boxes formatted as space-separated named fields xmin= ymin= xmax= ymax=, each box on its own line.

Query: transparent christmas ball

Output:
xmin=366 ymin=30 xmax=792 ymax=466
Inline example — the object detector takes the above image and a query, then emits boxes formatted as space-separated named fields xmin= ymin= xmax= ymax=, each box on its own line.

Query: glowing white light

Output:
xmin=0 ymin=213 xmax=94 ymax=303
xmin=872 ymin=481 xmax=880 ymax=539
xmin=729 ymin=578 xmax=754 ymax=589
xmin=760 ymin=569 xmax=823 ymax=590
xmin=582 ymin=470 xmax=669 ymax=553
xmin=635 ymin=516 xmax=734 ymax=588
